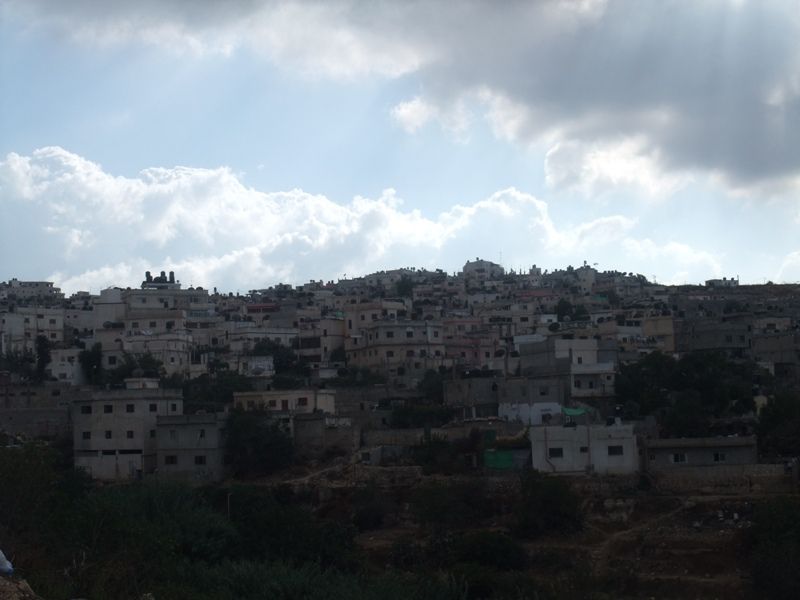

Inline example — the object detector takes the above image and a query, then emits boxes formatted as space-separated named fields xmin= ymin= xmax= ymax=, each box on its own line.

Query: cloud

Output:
xmin=621 ymin=238 xmax=723 ymax=285
xmin=9 ymin=1 xmax=800 ymax=193
xmin=2 ymin=146 xmax=636 ymax=294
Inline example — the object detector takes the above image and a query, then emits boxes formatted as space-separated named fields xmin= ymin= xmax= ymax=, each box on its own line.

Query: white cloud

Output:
xmin=545 ymin=138 xmax=691 ymax=198
xmin=2 ymin=146 xmax=638 ymax=294
xmin=621 ymin=238 xmax=723 ymax=285
xmin=776 ymin=250 xmax=800 ymax=283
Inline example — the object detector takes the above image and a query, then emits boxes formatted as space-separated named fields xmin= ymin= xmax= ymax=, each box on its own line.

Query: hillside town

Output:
xmin=2 ymin=260 xmax=800 ymax=599
xmin=1 ymin=260 xmax=796 ymax=480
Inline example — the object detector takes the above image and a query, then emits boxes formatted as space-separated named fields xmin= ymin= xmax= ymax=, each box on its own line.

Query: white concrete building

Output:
xmin=530 ymin=422 xmax=638 ymax=475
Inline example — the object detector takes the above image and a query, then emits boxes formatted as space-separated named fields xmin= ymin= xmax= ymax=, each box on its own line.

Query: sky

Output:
xmin=2 ymin=0 xmax=800 ymax=294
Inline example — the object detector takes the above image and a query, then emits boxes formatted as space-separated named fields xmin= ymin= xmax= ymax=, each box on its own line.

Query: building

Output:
xmin=72 ymin=378 xmax=183 ymax=480
xmin=233 ymin=388 xmax=336 ymax=415
xmin=644 ymin=436 xmax=757 ymax=470
xmin=530 ymin=421 xmax=638 ymax=475
xmin=155 ymin=412 xmax=228 ymax=482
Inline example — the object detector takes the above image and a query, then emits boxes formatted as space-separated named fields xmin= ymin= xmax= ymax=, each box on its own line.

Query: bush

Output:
xmin=410 ymin=480 xmax=492 ymax=529
xmin=454 ymin=531 xmax=527 ymax=571
xmin=749 ymin=497 xmax=800 ymax=600
xmin=514 ymin=472 xmax=582 ymax=539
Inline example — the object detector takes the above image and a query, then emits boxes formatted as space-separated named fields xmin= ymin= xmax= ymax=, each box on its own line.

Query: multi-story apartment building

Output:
xmin=72 ymin=378 xmax=183 ymax=480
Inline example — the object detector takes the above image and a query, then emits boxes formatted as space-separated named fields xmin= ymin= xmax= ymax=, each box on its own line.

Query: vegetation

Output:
xmin=514 ymin=471 xmax=583 ymax=539
xmin=616 ymin=351 xmax=769 ymax=436
xmin=224 ymin=410 xmax=294 ymax=478
xmin=748 ymin=497 xmax=800 ymax=600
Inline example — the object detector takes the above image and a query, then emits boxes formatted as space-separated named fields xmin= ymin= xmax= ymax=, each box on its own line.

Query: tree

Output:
xmin=555 ymin=299 xmax=573 ymax=322
xmin=35 ymin=335 xmax=51 ymax=381
xmin=78 ymin=342 xmax=104 ymax=384
xmin=225 ymin=410 xmax=293 ymax=478
xmin=394 ymin=275 xmax=415 ymax=298
xmin=417 ymin=369 xmax=445 ymax=403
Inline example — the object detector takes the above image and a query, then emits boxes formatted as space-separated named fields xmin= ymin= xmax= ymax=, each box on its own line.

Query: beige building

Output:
xmin=345 ymin=320 xmax=446 ymax=375
xmin=234 ymin=388 xmax=336 ymax=415
xmin=72 ymin=378 xmax=183 ymax=480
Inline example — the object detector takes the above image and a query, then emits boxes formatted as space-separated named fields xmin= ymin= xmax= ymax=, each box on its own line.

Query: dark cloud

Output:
xmin=6 ymin=0 xmax=800 ymax=190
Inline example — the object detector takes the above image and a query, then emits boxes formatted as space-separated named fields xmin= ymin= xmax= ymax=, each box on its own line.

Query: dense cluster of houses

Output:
xmin=1 ymin=260 xmax=797 ymax=482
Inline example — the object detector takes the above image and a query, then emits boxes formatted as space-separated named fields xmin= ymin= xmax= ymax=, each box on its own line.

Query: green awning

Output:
xmin=562 ymin=407 xmax=587 ymax=416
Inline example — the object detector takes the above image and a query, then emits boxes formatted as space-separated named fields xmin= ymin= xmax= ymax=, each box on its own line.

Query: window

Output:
xmin=577 ymin=356 xmax=583 ymax=364
xmin=108 ymin=356 xmax=117 ymax=366
xmin=539 ymin=386 xmax=549 ymax=396
xmin=82 ymin=431 xmax=91 ymax=440
xmin=132 ymin=322 xmax=139 ymax=328
xmin=170 ymin=403 xmax=177 ymax=412
xmin=194 ymin=455 xmax=207 ymax=466
xmin=713 ymin=452 xmax=726 ymax=463
xmin=169 ymin=429 xmax=177 ymax=440
xmin=104 ymin=430 xmax=112 ymax=439
xmin=386 ymin=350 xmax=394 ymax=358
xmin=406 ymin=350 xmax=414 ymax=357
xmin=574 ymin=380 xmax=582 ymax=388
xmin=672 ymin=453 xmax=687 ymax=464
xmin=80 ymin=405 xmax=92 ymax=415
xmin=608 ymin=445 xmax=624 ymax=456
xmin=126 ymin=404 xmax=135 ymax=413
xmin=104 ymin=404 xmax=113 ymax=414
xmin=406 ymin=330 xmax=413 ymax=338
xmin=149 ymin=403 xmax=157 ymax=412
xmin=579 ymin=446 xmax=588 ymax=454
xmin=149 ymin=430 xmax=156 ymax=439
xmin=281 ymin=399 xmax=289 ymax=410
xmin=199 ymin=429 xmax=206 ymax=439
xmin=149 ymin=321 xmax=157 ymax=328
xmin=50 ymin=333 xmax=56 ymax=339
xmin=165 ymin=455 xmax=177 ymax=465
xmin=548 ymin=447 xmax=564 ymax=458
xmin=386 ymin=331 xmax=394 ymax=338
xmin=297 ymin=397 xmax=308 ymax=407
xmin=126 ymin=430 xmax=134 ymax=439
xmin=268 ymin=400 xmax=276 ymax=408
xmin=433 ymin=330 xmax=439 ymax=337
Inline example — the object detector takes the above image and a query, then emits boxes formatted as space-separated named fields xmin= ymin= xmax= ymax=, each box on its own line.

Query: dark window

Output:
xmin=104 ymin=404 xmax=113 ymax=413
xmin=126 ymin=404 xmax=135 ymax=413
xmin=199 ymin=429 xmax=206 ymax=439
xmin=713 ymin=452 xmax=726 ymax=463
xmin=80 ymin=405 xmax=92 ymax=414
xmin=297 ymin=397 xmax=308 ymax=406
xmin=406 ymin=331 xmax=413 ymax=338
xmin=108 ymin=356 xmax=117 ymax=366
xmin=165 ymin=455 xmax=177 ymax=465
xmin=386 ymin=350 xmax=394 ymax=358
xmin=608 ymin=445 xmax=624 ymax=456
xmin=672 ymin=453 xmax=687 ymax=464
xmin=82 ymin=431 xmax=91 ymax=440
xmin=386 ymin=331 xmax=394 ymax=338
xmin=579 ymin=446 xmax=588 ymax=453
xmin=149 ymin=403 xmax=157 ymax=412
xmin=149 ymin=430 xmax=156 ymax=438
xmin=548 ymin=447 xmax=564 ymax=458
xmin=105 ymin=430 xmax=112 ymax=439
xmin=194 ymin=455 xmax=207 ymax=466
xmin=126 ymin=430 xmax=134 ymax=439
xmin=170 ymin=403 xmax=177 ymax=412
